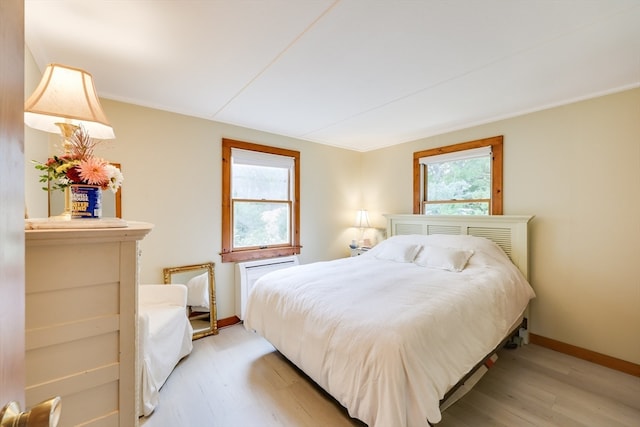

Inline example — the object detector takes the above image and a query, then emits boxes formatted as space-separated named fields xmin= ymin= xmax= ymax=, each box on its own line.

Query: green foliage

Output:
xmin=233 ymin=202 xmax=289 ymax=248
xmin=33 ymin=155 xmax=78 ymax=192
xmin=232 ymin=164 xmax=288 ymax=200
xmin=232 ymin=162 xmax=292 ymax=248
xmin=426 ymin=157 xmax=490 ymax=215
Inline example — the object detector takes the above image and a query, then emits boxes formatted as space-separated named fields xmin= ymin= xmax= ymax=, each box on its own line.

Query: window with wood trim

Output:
xmin=413 ymin=136 xmax=503 ymax=215
xmin=221 ymin=138 xmax=300 ymax=263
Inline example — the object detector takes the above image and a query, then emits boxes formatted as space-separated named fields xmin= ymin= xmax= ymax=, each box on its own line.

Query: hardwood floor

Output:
xmin=140 ymin=324 xmax=640 ymax=427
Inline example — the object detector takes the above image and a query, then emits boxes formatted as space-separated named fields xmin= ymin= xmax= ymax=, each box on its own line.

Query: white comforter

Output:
xmin=244 ymin=234 xmax=535 ymax=426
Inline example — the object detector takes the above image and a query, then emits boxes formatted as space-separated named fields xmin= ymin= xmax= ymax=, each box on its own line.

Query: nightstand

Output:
xmin=350 ymin=247 xmax=370 ymax=257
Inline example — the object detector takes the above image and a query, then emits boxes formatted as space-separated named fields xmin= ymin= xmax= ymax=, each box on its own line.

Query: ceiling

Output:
xmin=25 ymin=0 xmax=640 ymax=152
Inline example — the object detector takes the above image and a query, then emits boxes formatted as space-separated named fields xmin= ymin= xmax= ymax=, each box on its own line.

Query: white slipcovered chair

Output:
xmin=138 ymin=284 xmax=193 ymax=417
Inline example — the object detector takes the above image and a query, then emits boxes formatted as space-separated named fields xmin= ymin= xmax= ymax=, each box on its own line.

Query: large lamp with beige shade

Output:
xmin=24 ymin=63 xmax=115 ymax=219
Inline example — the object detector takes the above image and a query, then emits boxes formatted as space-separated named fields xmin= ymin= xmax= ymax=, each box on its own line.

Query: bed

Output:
xmin=244 ymin=214 xmax=535 ymax=426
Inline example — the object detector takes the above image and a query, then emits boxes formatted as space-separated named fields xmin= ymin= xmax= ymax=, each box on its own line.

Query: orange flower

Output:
xmin=78 ymin=157 xmax=109 ymax=185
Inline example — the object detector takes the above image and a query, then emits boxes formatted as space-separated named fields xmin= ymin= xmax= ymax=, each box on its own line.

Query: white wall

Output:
xmin=362 ymin=88 xmax=640 ymax=365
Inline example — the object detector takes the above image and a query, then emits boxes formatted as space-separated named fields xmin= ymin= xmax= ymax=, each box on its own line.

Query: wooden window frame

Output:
xmin=221 ymin=138 xmax=301 ymax=263
xmin=413 ymin=135 xmax=503 ymax=215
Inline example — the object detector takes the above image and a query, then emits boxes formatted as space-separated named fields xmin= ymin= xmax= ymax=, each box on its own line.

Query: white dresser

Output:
xmin=25 ymin=222 xmax=153 ymax=427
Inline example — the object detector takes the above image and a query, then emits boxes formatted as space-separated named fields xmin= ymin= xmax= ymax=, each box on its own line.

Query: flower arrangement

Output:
xmin=34 ymin=125 xmax=124 ymax=193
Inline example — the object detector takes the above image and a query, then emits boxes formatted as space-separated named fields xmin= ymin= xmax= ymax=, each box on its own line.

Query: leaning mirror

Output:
xmin=163 ymin=262 xmax=218 ymax=340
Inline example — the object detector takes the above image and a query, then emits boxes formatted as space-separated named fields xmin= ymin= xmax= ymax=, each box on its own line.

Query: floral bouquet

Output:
xmin=34 ymin=125 xmax=123 ymax=193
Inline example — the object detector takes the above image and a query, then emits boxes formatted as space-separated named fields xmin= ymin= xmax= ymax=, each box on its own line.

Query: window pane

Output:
xmin=233 ymin=201 xmax=290 ymax=248
xmin=425 ymin=202 xmax=489 ymax=215
xmin=427 ymin=157 xmax=490 ymax=201
xmin=232 ymin=164 xmax=289 ymax=200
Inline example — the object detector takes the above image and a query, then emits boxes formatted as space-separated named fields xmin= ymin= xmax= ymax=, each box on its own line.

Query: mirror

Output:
xmin=163 ymin=262 xmax=218 ymax=340
xmin=48 ymin=162 xmax=122 ymax=218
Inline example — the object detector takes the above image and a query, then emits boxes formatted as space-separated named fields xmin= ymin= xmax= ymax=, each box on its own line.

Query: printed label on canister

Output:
xmin=71 ymin=185 xmax=102 ymax=219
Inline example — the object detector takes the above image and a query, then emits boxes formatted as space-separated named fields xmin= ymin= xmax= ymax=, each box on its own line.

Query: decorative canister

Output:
xmin=70 ymin=185 xmax=102 ymax=219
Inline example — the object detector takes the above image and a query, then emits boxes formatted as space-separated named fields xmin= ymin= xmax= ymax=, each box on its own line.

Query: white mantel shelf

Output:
xmin=25 ymin=221 xmax=153 ymax=427
xmin=25 ymin=220 xmax=153 ymax=244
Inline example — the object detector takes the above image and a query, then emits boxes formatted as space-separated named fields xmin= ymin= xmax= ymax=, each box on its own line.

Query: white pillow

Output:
xmin=414 ymin=246 xmax=474 ymax=272
xmin=185 ymin=272 xmax=209 ymax=308
xmin=374 ymin=240 xmax=422 ymax=263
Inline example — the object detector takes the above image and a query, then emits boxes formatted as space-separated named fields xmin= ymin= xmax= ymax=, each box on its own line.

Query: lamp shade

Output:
xmin=355 ymin=210 xmax=371 ymax=228
xmin=24 ymin=63 xmax=115 ymax=139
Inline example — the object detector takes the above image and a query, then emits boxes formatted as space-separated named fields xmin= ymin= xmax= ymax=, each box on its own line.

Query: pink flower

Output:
xmin=78 ymin=157 xmax=108 ymax=185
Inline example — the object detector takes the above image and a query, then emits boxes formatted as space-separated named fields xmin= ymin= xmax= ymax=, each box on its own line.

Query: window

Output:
xmin=413 ymin=136 xmax=503 ymax=215
xmin=222 ymin=138 xmax=300 ymax=262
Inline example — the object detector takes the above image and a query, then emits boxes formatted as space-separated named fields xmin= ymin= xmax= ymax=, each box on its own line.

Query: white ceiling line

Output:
xmin=210 ymin=0 xmax=341 ymax=119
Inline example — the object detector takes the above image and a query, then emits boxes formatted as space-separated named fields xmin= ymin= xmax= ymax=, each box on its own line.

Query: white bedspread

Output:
xmin=244 ymin=234 xmax=535 ymax=426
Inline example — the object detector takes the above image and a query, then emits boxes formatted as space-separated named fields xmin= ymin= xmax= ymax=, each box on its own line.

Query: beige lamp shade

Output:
xmin=24 ymin=63 xmax=115 ymax=139
xmin=355 ymin=209 xmax=370 ymax=228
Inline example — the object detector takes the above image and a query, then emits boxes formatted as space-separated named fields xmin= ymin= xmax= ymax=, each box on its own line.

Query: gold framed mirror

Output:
xmin=163 ymin=262 xmax=218 ymax=340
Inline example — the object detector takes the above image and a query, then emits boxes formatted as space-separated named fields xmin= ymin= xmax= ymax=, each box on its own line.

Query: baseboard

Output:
xmin=217 ymin=315 xmax=241 ymax=329
xmin=529 ymin=333 xmax=640 ymax=377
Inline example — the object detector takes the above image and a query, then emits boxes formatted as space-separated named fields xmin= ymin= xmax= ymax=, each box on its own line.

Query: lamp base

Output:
xmin=50 ymin=212 xmax=72 ymax=221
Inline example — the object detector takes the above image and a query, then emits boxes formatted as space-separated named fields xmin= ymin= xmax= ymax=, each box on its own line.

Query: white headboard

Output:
xmin=385 ymin=214 xmax=534 ymax=279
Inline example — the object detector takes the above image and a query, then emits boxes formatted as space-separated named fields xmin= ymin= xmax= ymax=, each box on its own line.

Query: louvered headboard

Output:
xmin=385 ymin=214 xmax=534 ymax=279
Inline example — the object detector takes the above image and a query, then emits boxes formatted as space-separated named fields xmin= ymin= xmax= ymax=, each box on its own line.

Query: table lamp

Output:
xmin=24 ymin=63 xmax=115 ymax=218
xmin=355 ymin=209 xmax=371 ymax=248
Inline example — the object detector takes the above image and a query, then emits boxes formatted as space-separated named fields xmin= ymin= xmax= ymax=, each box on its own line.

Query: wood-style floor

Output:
xmin=140 ymin=324 xmax=640 ymax=427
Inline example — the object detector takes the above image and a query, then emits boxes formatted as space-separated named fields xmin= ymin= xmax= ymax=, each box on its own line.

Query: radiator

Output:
xmin=235 ymin=255 xmax=299 ymax=320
